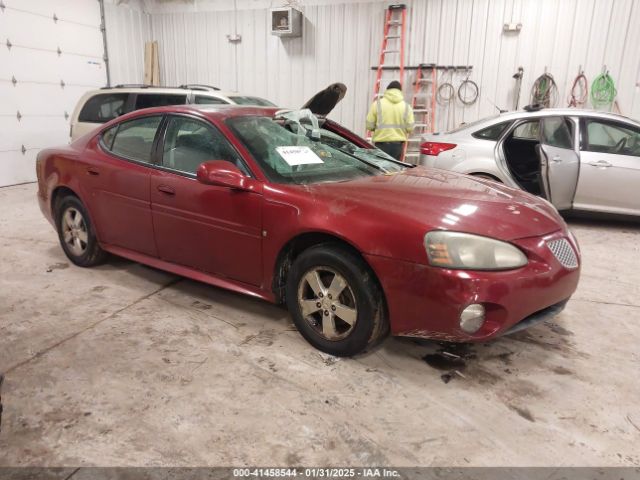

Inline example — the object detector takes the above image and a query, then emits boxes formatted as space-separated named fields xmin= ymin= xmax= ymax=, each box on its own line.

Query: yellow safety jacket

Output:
xmin=366 ymin=88 xmax=415 ymax=143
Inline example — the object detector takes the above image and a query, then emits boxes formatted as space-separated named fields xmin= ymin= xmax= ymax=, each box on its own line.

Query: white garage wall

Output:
xmin=0 ymin=0 xmax=107 ymax=187
xmin=107 ymin=0 xmax=640 ymax=136
xmin=103 ymin=1 xmax=153 ymax=85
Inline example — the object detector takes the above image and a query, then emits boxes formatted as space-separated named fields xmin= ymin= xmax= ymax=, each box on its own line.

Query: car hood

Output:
xmin=305 ymin=167 xmax=564 ymax=241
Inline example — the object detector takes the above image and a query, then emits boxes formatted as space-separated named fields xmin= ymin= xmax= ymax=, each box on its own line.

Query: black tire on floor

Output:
xmin=285 ymin=243 xmax=389 ymax=357
xmin=55 ymin=195 xmax=108 ymax=267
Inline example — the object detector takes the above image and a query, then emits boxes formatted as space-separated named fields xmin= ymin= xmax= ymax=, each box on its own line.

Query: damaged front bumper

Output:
xmin=364 ymin=231 xmax=580 ymax=342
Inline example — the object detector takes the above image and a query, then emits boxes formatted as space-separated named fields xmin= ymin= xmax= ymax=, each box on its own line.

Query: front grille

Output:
xmin=547 ymin=238 xmax=578 ymax=269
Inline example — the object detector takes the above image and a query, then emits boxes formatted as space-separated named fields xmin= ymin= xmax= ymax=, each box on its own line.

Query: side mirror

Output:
xmin=196 ymin=160 xmax=248 ymax=190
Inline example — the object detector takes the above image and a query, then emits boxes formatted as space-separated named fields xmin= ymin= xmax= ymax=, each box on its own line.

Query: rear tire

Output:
xmin=285 ymin=244 xmax=388 ymax=357
xmin=55 ymin=195 xmax=107 ymax=267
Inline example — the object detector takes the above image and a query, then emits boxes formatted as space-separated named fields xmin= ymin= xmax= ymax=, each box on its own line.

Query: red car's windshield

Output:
xmin=227 ymin=115 xmax=405 ymax=185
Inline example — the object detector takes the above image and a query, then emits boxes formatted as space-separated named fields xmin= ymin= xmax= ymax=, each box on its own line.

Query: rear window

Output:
xmin=106 ymin=116 xmax=162 ymax=164
xmin=194 ymin=95 xmax=229 ymax=105
xmin=472 ymin=121 xmax=511 ymax=140
xmin=448 ymin=115 xmax=500 ymax=134
xmin=228 ymin=96 xmax=276 ymax=107
xmin=134 ymin=94 xmax=187 ymax=109
xmin=78 ymin=93 xmax=128 ymax=123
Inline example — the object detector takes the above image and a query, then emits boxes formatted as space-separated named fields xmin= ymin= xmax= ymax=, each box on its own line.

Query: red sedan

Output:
xmin=36 ymin=105 xmax=580 ymax=356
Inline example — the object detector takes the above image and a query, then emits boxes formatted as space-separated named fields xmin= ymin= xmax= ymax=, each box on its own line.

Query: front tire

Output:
xmin=285 ymin=244 xmax=388 ymax=357
xmin=55 ymin=195 xmax=107 ymax=267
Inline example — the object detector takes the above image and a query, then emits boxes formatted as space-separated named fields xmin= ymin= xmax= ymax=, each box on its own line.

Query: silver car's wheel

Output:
xmin=61 ymin=207 xmax=88 ymax=256
xmin=297 ymin=267 xmax=357 ymax=341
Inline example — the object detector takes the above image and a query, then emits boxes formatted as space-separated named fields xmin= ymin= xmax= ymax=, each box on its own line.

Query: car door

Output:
xmin=538 ymin=116 xmax=580 ymax=210
xmin=83 ymin=115 xmax=162 ymax=257
xmin=573 ymin=118 xmax=640 ymax=215
xmin=150 ymin=114 xmax=263 ymax=286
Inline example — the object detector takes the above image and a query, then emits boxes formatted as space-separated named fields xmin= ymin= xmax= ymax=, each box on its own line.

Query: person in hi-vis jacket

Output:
xmin=366 ymin=80 xmax=415 ymax=161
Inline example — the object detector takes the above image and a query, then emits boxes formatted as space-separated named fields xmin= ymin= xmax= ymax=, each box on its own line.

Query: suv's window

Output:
xmin=584 ymin=120 xmax=640 ymax=156
xmin=512 ymin=120 xmax=539 ymax=140
xmin=162 ymin=116 xmax=246 ymax=175
xmin=134 ymin=94 xmax=187 ymax=109
xmin=194 ymin=95 xmax=229 ymax=105
xmin=108 ymin=116 xmax=162 ymax=163
xmin=78 ymin=93 xmax=128 ymax=123
xmin=227 ymin=96 xmax=276 ymax=107
xmin=472 ymin=121 xmax=511 ymax=140
xmin=541 ymin=117 xmax=573 ymax=149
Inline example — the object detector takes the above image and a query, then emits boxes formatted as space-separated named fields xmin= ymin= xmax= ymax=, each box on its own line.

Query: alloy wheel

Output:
xmin=297 ymin=267 xmax=358 ymax=341
xmin=61 ymin=207 xmax=88 ymax=256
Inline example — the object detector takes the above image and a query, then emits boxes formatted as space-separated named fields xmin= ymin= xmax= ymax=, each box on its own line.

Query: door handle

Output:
xmin=589 ymin=160 xmax=612 ymax=168
xmin=157 ymin=185 xmax=175 ymax=195
xmin=551 ymin=155 xmax=562 ymax=163
xmin=86 ymin=167 xmax=100 ymax=176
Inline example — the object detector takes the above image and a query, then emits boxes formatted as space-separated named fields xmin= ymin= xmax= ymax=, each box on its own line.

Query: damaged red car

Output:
xmin=36 ymin=103 xmax=580 ymax=356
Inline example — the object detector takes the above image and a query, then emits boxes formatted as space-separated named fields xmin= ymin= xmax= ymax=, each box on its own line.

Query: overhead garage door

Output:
xmin=0 ymin=0 xmax=106 ymax=187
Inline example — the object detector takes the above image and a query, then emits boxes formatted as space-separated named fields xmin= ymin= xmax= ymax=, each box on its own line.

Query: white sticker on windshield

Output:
xmin=276 ymin=146 xmax=324 ymax=166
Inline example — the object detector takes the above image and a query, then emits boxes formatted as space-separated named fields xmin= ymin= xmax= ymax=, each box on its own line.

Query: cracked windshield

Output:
xmin=227 ymin=113 xmax=407 ymax=185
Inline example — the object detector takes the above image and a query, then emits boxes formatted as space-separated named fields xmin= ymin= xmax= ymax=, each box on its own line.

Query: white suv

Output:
xmin=69 ymin=84 xmax=276 ymax=141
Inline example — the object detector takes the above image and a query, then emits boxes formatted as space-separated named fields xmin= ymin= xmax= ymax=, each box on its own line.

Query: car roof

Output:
xmin=487 ymin=108 xmax=637 ymax=127
xmin=86 ymin=87 xmax=246 ymax=97
xmin=495 ymin=107 xmax=637 ymax=122
xmin=441 ymin=107 xmax=640 ymax=136
xmin=112 ymin=104 xmax=282 ymax=123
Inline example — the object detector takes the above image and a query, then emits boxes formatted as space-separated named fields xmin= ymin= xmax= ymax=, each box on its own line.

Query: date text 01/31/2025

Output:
xmin=232 ymin=468 xmax=401 ymax=478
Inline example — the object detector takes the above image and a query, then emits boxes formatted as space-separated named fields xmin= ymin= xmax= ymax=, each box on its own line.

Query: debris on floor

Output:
xmin=318 ymin=352 xmax=340 ymax=366
xmin=422 ymin=344 xmax=478 ymax=383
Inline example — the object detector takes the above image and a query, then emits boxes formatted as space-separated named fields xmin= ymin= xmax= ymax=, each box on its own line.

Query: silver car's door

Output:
xmin=538 ymin=116 xmax=580 ymax=210
xmin=574 ymin=118 xmax=640 ymax=215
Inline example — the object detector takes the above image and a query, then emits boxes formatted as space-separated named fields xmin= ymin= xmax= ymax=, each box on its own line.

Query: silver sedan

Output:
xmin=419 ymin=108 xmax=640 ymax=216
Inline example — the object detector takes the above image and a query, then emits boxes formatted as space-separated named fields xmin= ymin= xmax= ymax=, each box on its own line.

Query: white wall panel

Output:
xmin=0 ymin=0 xmax=106 ymax=187
xmin=101 ymin=0 xmax=640 ymax=138
xmin=104 ymin=2 xmax=153 ymax=85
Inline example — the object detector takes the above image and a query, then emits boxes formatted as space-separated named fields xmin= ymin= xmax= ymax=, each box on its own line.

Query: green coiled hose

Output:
xmin=590 ymin=72 xmax=617 ymax=109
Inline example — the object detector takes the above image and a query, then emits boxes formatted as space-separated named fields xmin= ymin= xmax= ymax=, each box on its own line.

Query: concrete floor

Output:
xmin=0 ymin=182 xmax=639 ymax=467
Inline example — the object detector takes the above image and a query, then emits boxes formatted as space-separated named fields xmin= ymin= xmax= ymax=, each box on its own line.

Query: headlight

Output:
xmin=424 ymin=231 xmax=528 ymax=270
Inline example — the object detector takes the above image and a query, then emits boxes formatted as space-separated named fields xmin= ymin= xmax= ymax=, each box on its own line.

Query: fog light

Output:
xmin=459 ymin=304 xmax=486 ymax=334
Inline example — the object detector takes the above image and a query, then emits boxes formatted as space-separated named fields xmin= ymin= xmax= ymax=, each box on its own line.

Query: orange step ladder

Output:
xmin=369 ymin=4 xmax=407 ymax=139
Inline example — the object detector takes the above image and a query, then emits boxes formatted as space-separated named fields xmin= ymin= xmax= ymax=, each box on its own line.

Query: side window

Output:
xmin=194 ymin=95 xmax=229 ymax=105
xmin=584 ymin=120 xmax=640 ymax=156
xmin=101 ymin=125 xmax=118 ymax=150
xmin=472 ymin=122 xmax=511 ymax=140
xmin=541 ymin=117 xmax=573 ymax=149
xmin=162 ymin=116 xmax=247 ymax=175
xmin=109 ymin=116 xmax=162 ymax=163
xmin=512 ymin=120 xmax=539 ymax=140
xmin=135 ymin=94 xmax=187 ymax=109
xmin=78 ymin=94 xmax=128 ymax=123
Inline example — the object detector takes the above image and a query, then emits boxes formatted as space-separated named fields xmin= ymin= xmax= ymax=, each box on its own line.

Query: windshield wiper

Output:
xmin=331 ymin=144 xmax=390 ymax=173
